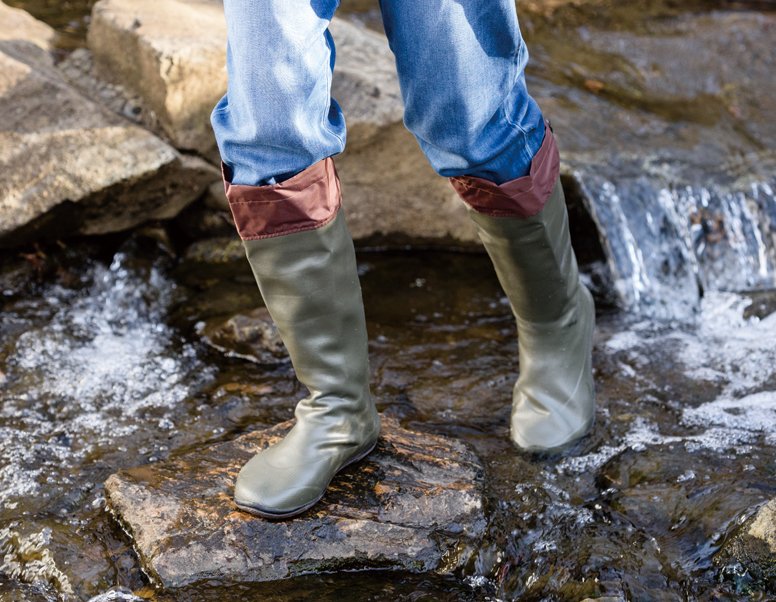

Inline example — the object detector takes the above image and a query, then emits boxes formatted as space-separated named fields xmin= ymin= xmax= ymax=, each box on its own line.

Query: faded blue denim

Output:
xmin=211 ymin=0 xmax=546 ymax=186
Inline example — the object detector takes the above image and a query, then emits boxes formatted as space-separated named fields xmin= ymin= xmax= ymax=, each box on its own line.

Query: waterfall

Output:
xmin=567 ymin=152 xmax=776 ymax=320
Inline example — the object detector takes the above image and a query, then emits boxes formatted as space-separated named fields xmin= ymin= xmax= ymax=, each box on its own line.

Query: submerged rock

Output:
xmin=196 ymin=307 xmax=287 ymax=365
xmin=104 ymin=416 xmax=486 ymax=588
xmin=0 ymin=2 xmax=217 ymax=248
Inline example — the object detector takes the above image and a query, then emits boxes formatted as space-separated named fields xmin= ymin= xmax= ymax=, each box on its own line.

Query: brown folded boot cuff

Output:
xmin=222 ymin=157 xmax=342 ymax=240
xmin=449 ymin=121 xmax=560 ymax=218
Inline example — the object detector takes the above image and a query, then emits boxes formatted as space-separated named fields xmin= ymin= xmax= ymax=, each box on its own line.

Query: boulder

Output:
xmin=0 ymin=3 xmax=218 ymax=248
xmin=104 ymin=415 xmax=486 ymax=588
xmin=0 ymin=1 xmax=55 ymax=50
xmin=87 ymin=0 xmax=227 ymax=156
xmin=86 ymin=0 xmax=478 ymax=244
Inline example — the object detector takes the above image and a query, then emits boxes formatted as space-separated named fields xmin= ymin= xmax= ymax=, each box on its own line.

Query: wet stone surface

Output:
xmin=195 ymin=307 xmax=287 ymax=365
xmin=715 ymin=497 xmax=776 ymax=591
xmin=104 ymin=415 xmax=486 ymax=588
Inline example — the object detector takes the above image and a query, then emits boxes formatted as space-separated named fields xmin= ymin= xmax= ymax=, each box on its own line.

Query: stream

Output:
xmin=2 ymin=229 xmax=774 ymax=601
xmin=2 ymin=0 xmax=775 ymax=600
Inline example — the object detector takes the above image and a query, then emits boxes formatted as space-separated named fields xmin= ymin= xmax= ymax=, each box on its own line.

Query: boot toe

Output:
xmin=234 ymin=469 xmax=322 ymax=516
xmin=233 ymin=448 xmax=329 ymax=517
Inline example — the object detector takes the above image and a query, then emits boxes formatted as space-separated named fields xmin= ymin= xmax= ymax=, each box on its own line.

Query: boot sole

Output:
xmin=233 ymin=438 xmax=378 ymax=520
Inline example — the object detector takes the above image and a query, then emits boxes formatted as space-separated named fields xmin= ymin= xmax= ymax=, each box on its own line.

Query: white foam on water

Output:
xmin=681 ymin=391 xmax=776 ymax=447
xmin=680 ymin=292 xmax=776 ymax=394
xmin=87 ymin=590 xmax=145 ymax=602
xmin=0 ymin=253 xmax=213 ymax=508
xmin=560 ymin=292 xmax=776 ymax=474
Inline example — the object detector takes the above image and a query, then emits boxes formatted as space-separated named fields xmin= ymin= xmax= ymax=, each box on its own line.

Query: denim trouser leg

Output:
xmin=378 ymin=0 xmax=545 ymax=184
xmin=211 ymin=0 xmax=344 ymax=186
xmin=211 ymin=0 xmax=545 ymax=186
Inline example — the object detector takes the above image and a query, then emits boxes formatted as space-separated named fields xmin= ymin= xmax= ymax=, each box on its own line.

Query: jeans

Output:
xmin=211 ymin=0 xmax=546 ymax=187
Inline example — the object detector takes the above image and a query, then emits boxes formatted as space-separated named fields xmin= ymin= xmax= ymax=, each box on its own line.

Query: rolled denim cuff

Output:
xmin=222 ymin=157 xmax=341 ymax=240
xmin=449 ymin=121 xmax=560 ymax=218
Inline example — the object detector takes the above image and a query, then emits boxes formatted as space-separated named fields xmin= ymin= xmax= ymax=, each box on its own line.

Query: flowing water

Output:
xmin=2 ymin=0 xmax=776 ymax=600
xmin=1 ymin=232 xmax=774 ymax=601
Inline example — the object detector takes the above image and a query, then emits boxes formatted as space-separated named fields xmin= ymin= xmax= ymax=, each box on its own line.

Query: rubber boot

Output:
xmin=451 ymin=122 xmax=595 ymax=452
xmin=223 ymin=157 xmax=380 ymax=518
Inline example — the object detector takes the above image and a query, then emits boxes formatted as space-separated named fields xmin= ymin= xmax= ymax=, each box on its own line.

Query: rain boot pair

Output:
xmin=223 ymin=123 xmax=594 ymax=518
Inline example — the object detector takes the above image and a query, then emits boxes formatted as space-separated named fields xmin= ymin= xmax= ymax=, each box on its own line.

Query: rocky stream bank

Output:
xmin=0 ymin=0 xmax=774 ymax=600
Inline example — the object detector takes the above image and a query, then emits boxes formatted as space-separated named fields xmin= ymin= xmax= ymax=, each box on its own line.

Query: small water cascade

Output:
xmin=568 ymin=152 xmax=776 ymax=320
xmin=2 ymin=0 xmax=775 ymax=600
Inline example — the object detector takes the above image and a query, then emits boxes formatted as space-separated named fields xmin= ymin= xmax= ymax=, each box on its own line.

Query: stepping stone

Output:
xmin=104 ymin=416 xmax=486 ymax=588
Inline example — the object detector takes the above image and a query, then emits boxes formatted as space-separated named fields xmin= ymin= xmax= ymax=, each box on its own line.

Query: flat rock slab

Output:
xmin=104 ymin=416 xmax=486 ymax=588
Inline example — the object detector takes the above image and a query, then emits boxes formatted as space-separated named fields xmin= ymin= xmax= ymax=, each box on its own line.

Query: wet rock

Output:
xmin=86 ymin=0 xmax=477 ymax=244
xmin=0 ymin=576 xmax=53 ymax=602
xmin=196 ymin=307 xmax=287 ymax=365
xmin=183 ymin=236 xmax=244 ymax=263
xmin=715 ymin=498 xmax=776 ymax=589
xmin=530 ymin=10 xmax=776 ymax=318
xmin=746 ymin=500 xmax=776 ymax=553
xmin=104 ymin=415 xmax=486 ymax=588
xmin=172 ymin=202 xmax=235 ymax=239
xmin=0 ymin=516 xmax=139 ymax=602
xmin=0 ymin=4 xmax=218 ymax=248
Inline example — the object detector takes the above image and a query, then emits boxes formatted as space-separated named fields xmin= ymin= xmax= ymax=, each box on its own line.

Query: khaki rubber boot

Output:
xmin=451 ymin=123 xmax=595 ymax=452
xmin=223 ymin=157 xmax=380 ymax=518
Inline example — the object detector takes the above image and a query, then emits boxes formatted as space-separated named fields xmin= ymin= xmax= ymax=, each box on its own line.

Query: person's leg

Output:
xmin=379 ymin=0 xmax=595 ymax=451
xmin=212 ymin=0 xmax=379 ymax=518
xmin=211 ymin=0 xmax=346 ymax=186
xmin=378 ymin=0 xmax=545 ymax=184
